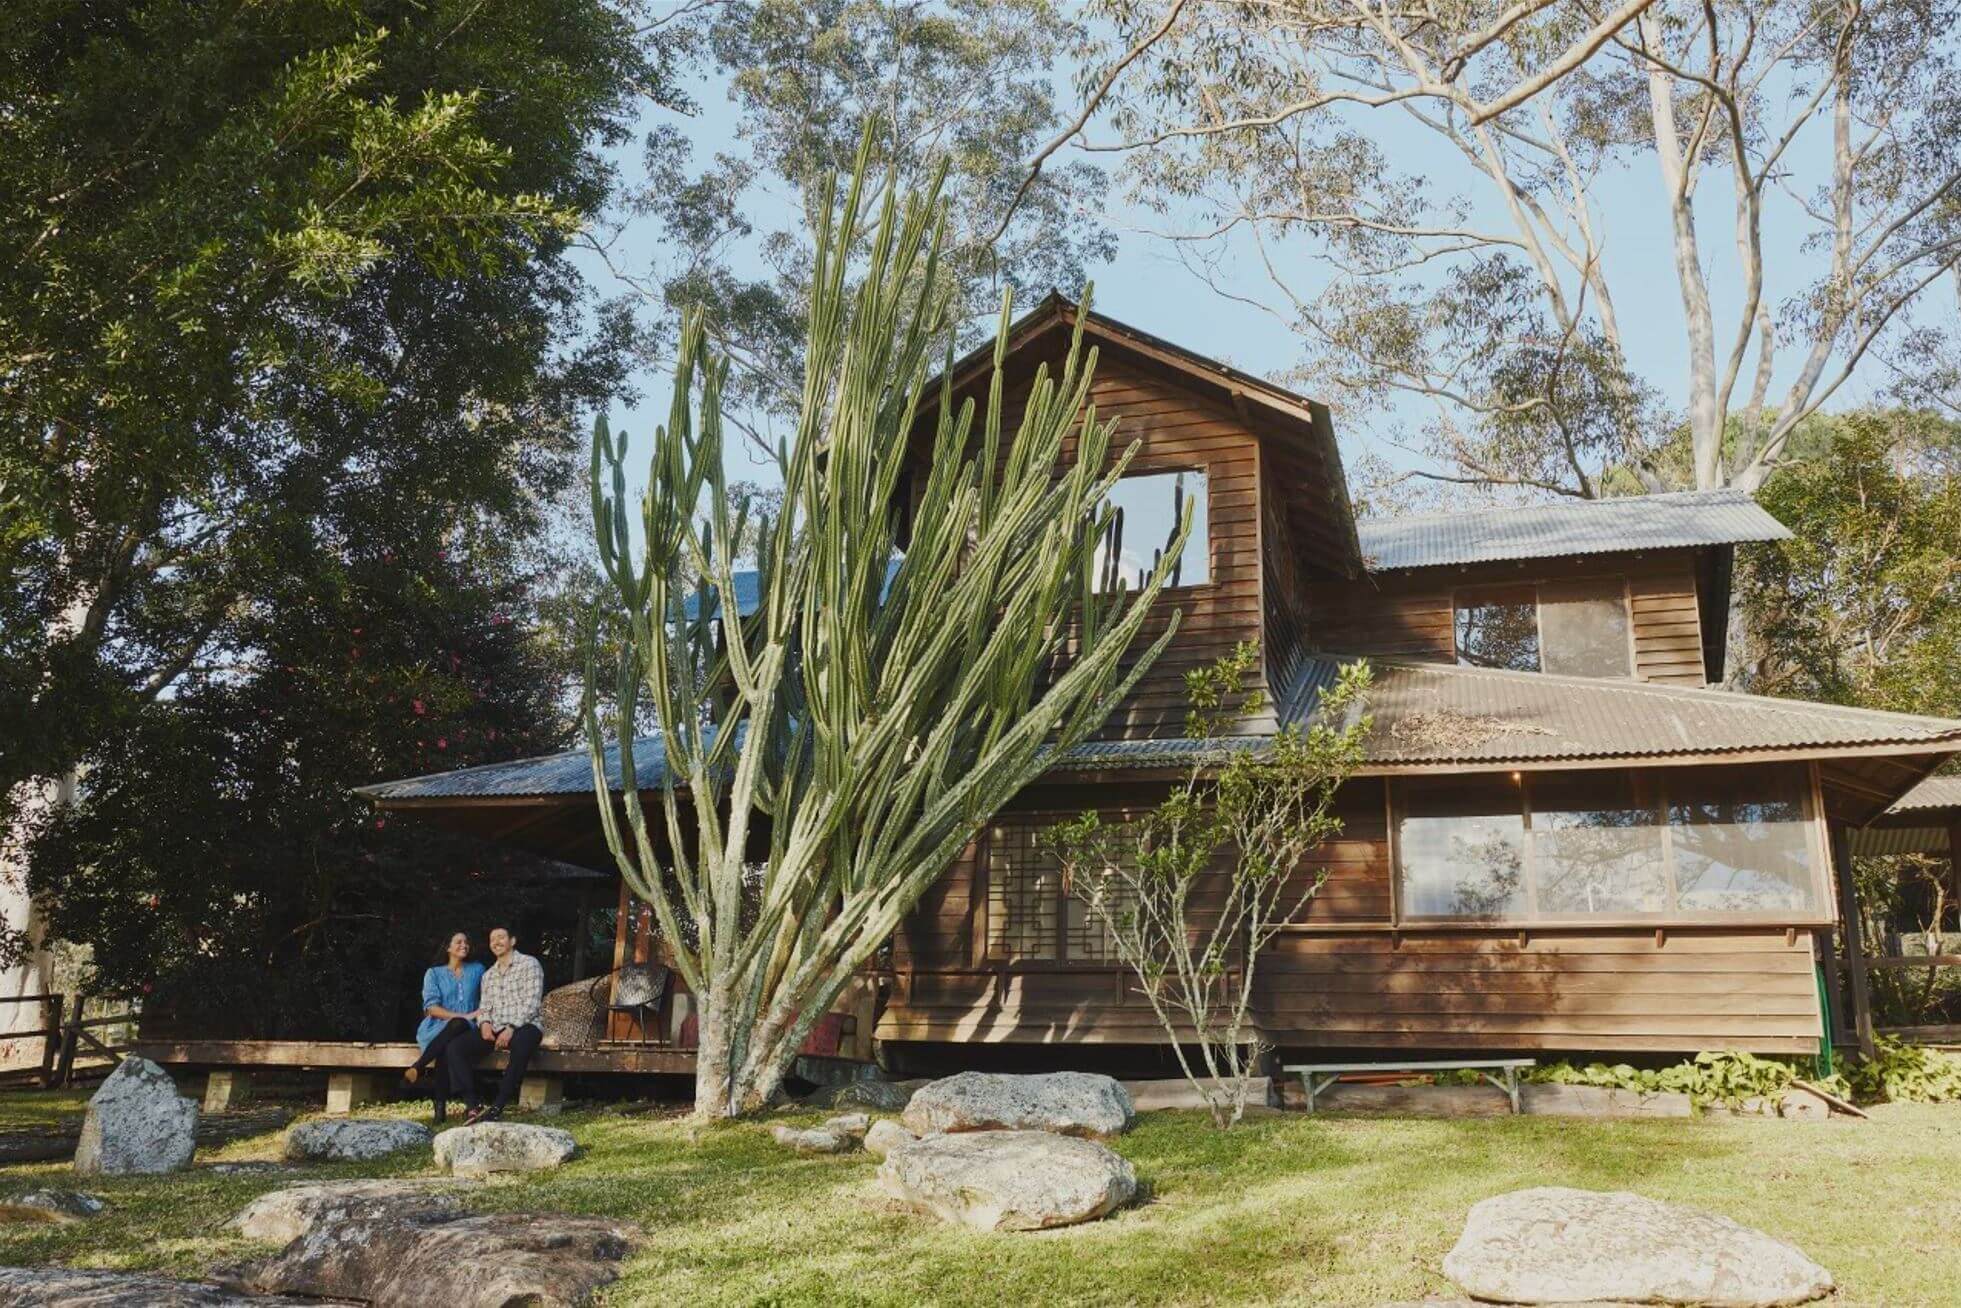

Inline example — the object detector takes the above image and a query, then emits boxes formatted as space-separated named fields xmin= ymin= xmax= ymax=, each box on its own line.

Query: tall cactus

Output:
xmin=584 ymin=126 xmax=1191 ymax=1118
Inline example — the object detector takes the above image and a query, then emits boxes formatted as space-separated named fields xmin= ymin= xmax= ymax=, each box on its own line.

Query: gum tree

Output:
xmin=585 ymin=130 xmax=1189 ymax=1119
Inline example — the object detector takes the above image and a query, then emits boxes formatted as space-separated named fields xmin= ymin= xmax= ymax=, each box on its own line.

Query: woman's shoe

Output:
xmin=403 ymin=1065 xmax=421 ymax=1086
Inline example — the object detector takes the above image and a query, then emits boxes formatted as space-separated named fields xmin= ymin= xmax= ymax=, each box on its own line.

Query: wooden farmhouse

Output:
xmin=348 ymin=296 xmax=1961 ymax=1083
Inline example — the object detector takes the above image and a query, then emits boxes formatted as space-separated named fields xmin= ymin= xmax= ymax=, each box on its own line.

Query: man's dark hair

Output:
xmin=489 ymin=925 xmax=516 ymax=939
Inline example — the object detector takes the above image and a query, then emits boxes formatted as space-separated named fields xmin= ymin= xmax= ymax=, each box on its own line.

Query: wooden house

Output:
xmin=357 ymin=297 xmax=1961 ymax=1073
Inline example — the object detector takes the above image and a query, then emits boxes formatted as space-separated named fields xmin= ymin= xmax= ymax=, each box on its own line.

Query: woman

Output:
xmin=406 ymin=930 xmax=484 ymax=1122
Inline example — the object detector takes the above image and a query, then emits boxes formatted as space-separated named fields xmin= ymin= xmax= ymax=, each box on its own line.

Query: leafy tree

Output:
xmin=1080 ymin=0 xmax=1961 ymax=500
xmin=1049 ymin=645 xmax=1371 ymax=1128
xmin=608 ymin=0 xmax=1115 ymax=434
xmin=586 ymin=130 xmax=1188 ymax=1118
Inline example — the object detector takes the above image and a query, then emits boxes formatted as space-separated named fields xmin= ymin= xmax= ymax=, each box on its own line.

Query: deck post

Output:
xmin=204 ymin=1068 xmax=254 ymax=1113
xmin=518 ymin=1074 xmax=564 ymax=1114
xmin=325 ymin=1071 xmax=383 ymax=1115
xmin=1831 ymin=825 xmax=1877 ymax=1059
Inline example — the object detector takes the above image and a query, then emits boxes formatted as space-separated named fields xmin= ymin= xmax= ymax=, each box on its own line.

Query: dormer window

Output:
xmin=1454 ymin=578 xmax=1632 ymax=678
xmin=1096 ymin=470 xmax=1209 ymax=590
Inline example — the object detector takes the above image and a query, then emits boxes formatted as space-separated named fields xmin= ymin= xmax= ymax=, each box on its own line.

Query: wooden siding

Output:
xmin=1304 ymin=551 xmax=1709 ymax=686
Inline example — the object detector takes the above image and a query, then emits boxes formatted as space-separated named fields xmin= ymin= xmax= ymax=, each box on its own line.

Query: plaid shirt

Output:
xmin=479 ymin=950 xmax=544 ymax=1031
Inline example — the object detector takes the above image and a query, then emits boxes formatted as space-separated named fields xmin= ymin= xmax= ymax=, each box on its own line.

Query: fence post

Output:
xmin=39 ymin=994 xmax=64 ymax=1088
xmin=55 ymin=993 xmax=82 ymax=1088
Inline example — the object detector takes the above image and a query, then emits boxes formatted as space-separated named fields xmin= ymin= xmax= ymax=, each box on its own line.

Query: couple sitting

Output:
xmin=404 ymin=925 xmax=544 ymax=1125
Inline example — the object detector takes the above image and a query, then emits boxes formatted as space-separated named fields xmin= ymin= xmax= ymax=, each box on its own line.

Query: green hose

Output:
xmin=1813 ymin=963 xmax=1836 ymax=1079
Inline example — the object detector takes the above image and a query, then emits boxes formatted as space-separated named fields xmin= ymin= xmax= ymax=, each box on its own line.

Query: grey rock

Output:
xmin=806 ymin=1079 xmax=918 ymax=1111
xmin=901 ymin=1070 xmax=1134 ymax=1138
xmin=0 ymin=1188 xmax=106 ymax=1222
xmin=232 ymin=1179 xmax=468 ymax=1244
xmin=771 ymin=1123 xmax=854 ymax=1153
xmin=223 ymin=1210 xmax=635 ymax=1307
xmin=283 ymin=1117 xmax=432 ymax=1162
xmin=862 ymin=1119 xmax=916 ymax=1159
xmin=879 ymin=1129 xmax=1137 ymax=1231
xmin=432 ymin=1120 xmax=577 ymax=1177
xmin=74 ymin=1056 xmax=198 ymax=1175
xmin=0 ymin=1266 xmax=338 ymax=1306
xmin=822 ymin=1112 xmax=871 ymax=1138
xmin=1443 ymin=1187 xmax=1834 ymax=1307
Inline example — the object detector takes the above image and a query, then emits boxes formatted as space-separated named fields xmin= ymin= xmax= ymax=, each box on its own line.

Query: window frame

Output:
xmin=977 ymin=812 xmax=1134 ymax=969
xmin=1098 ymin=465 xmax=1214 ymax=595
xmin=1451 ymin=575 xmax=1638 ymax=680
xmin=1388 ymin=763 xmax=1834 ymax=929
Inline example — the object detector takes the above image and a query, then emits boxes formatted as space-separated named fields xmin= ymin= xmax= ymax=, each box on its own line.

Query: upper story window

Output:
xmin=1097 ymin=470 xmax=1209 ymax=590
xmin=1393 ymin=764 xmax=1827 ymax=924
xmin=1454 ymin=578 xmax=1632 ymax=678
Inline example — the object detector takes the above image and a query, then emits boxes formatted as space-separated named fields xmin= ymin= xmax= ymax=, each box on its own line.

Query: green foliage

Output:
xmin=586 ymin=125 xmax=1180 ymax=1117
xmin=1525 ymin=1051 xmax=1805 ymax=1111
xmin=1843 ymin=1037 xmax=1961 ymax=1105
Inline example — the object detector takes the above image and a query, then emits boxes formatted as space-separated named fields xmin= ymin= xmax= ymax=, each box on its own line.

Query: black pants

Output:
xmin=443 ymin=1022 xmax=544 ymax=1111
xmin=413 ymin=1017 xmax=472 ymax=1077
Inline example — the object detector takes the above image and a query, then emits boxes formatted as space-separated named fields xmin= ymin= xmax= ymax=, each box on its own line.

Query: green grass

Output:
xmin=4 ymin=1091 xmax=1959 ymax=1305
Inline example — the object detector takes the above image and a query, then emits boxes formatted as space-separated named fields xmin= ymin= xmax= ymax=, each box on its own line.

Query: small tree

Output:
xmin=1049 ymin=646 xmax=1371 ymax=1128
xmin=585 ymin=127 xmax=1189 ymax=1119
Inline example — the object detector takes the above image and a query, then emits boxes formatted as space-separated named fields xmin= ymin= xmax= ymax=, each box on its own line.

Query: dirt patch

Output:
xmin=1389 ymin=708 xmax=1554 ymax=753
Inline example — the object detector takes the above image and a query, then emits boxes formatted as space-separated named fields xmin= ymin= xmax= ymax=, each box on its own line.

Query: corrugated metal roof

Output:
xmin=1887 ymin=774 xmax=1961 ymax=813
xmin=1356 ymin=488 xmax=1791 ymax=571
xmin=1849 ymin=825 xmax=1951 ymax=856
xmin=1282 ymin=656 xmax=1961 ymax=768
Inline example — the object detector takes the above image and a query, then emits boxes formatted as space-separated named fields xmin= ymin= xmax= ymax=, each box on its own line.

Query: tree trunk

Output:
xmin=691 ymin=979 xmax=740 ymax=1119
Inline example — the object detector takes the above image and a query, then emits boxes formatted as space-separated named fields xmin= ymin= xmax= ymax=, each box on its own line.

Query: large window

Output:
xmin=984 ymin=816 xmax=1126 ymax=964
xmin=1097 ymin=471 xmax=1209 ymax=590
xmin=1394 ymin=765 xmax=1826 ymax=923
xmin=1454 ymin=578 xmax=1633 ymax=678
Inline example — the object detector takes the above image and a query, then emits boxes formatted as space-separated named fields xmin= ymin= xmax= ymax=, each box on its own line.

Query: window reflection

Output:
xmin=1454 ymin=588 xmax=1539 ymax=671
xmin=1670 ymin=767 xmax=1819 ymax=913
xmin=1397 ymin=775 xmax=1527 ymax=917
xmin=1530 ymin=773 xmax=1666 ymax=914
xmin=1539 ymin=579 xmax=1632 ymax=678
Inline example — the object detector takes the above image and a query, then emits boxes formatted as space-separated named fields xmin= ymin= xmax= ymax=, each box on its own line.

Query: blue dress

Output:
xmin=417 ymin=962 xmax=485 ymax=1049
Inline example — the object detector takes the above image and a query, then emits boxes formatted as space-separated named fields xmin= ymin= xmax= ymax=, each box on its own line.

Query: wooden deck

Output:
xmin=136 ymin=1038 xmax=697 ymax=1077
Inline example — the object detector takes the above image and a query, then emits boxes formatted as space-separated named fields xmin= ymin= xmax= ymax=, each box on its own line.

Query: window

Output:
xmin=1394 ymin=765 xmax=1826 ymax=922
xmin=1454 ymin=578 xmax=1633 ymax=678
xmin=1097 ymin=471 xmax=1209 ymax=590
xmin=1454 ymin=587 xmax=1540 ymax=671
xmin=983 ymin=816 xmax=1126 ymax=964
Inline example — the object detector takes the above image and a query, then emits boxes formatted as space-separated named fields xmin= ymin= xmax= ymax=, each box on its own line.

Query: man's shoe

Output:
xmin=432 ymin=1095 xmax=447 ymax=1126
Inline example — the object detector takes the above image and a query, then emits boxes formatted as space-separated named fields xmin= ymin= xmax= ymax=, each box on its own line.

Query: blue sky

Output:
xmin=568 ymin=34 xmax=1881 ymax=506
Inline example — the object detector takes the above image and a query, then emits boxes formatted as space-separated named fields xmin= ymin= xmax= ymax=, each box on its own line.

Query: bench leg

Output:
xmin=325 ymin=1071 xmax=382 ymax=1115
xmin=518 ymin=1074 xmax=564 ymax=1115
xmin=204 ymin=1068 xmax=253 ymax=1113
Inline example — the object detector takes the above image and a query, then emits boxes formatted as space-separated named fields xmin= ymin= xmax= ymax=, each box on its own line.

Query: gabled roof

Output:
xmin=1279 ymin=655 xmax=1961 ymax=771
xmin=1357 ymin=488 xmax=1791 ymax=571
xmin=1886 ymin=773 xmax=1961 ymax=814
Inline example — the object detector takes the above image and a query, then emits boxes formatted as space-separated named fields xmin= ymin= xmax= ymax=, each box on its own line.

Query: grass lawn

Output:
xmin=2 ymin=1090 xmax=1958 ymax=1306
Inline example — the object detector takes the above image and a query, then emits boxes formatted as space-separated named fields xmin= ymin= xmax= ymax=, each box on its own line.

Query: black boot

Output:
xmin=432 ymin=1089 xmax=447 ymax=1125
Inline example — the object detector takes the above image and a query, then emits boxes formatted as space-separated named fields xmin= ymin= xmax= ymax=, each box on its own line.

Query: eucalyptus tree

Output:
xmin=585 ymin=133 xmax=1188 ymax=1118
xmin=1082 ymin=0 xmax=1960 ymax=500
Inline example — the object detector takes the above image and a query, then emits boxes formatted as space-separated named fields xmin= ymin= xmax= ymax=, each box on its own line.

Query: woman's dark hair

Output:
xmin=436 ymin=929 xmax=473 ymax=964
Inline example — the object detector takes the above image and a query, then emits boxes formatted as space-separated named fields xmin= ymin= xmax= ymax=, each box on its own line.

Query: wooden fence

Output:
xmin=0 ymin=992 xmax=150 ymax=1089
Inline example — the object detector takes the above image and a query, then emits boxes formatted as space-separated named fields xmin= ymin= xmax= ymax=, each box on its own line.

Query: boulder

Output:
xmin=223 ymin=1210 xmax=635 ymax=1307
xmin=879 ymin=1129 xmax=1137 ymax=1231
xmin=432 ymin=1121 xmax=577 ymax=1177
xmin=806 ymin=1079 xmax=919 ymax=1112
xmin=1443 ymin=1187 xmax=1834 ymax=1307
xmin=0 ymin=1266 xmax=334 ymax=1306
xmin=74 ymin=1056 xmax=198 ymax=1176
xmin=900 ymin=1070 xmax=1134 ymax=1138
xmin=232 ymin=1179 xmax=467 ymax=1244
xmin=862 ymin=1119 xmax=916 ymax=1159
xmin=0 ymin=1188 xmax=105 ymax=1223
xmin=283 ymin=1118 xmax=432 ymax=1163
xmin=771 ymin=1124 xmax=854 ymax=1154
xmin=822 ymin=1112 xmax=870 ymax=1138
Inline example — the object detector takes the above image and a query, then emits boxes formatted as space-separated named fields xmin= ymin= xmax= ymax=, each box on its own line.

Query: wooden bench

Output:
xmin=135 ymin=1038 xmax=696 ymax=1115
xmin=1282 ymin=1058 xmax=1537 ymax=1114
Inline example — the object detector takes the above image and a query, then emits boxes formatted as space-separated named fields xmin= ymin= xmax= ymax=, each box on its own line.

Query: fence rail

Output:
xmin=0 ymin=992 xmax=153 ymax=1089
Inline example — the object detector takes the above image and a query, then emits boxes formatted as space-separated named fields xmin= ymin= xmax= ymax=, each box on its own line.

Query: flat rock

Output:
xmin=203 ymin=1161 xmax=289 ymax=1175
xmin=862 ymin=1119 xmax=916 ymax=1159
xmin=771 ymin=1124 xmax=853 ymax=1153
xmin=901 ymin=1070 xmax=1134 ymax=1138
xmin=879 ymin=1129 xmax=1137 ymax=1231
xmin=283 ymin=1117 xmax=432 ymax=1162
xmin=432 ymin=1120 xmax=577 ymax=1177
xmin=75 ymin=1056 xmax=198 ymax=1175
xmin=822 ymin=1112 xmax=870 ymax=1138
xmin=806 ymin=1079 xmax=919 ymax=1111
xmin=232 ymin=1179 xmax=468 ymax=1244
xmin=1443 ymin=1187 xmax=1834 ymax=1307
xmin=223 ymin=1210 xmax=635 ymax=1307
xmin=0 ymin=1265 xmax=340 ymax=1306
xmin=0 ymin=1188 xmax=105 ymax=1223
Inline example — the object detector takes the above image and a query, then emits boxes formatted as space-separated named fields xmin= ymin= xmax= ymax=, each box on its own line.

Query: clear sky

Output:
xmin=567 ymin=26 xmax=1893 ymax=507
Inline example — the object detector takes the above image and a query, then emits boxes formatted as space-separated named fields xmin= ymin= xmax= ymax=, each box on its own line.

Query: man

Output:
xmin=443 ymin=924 xmax=545 ymax=1124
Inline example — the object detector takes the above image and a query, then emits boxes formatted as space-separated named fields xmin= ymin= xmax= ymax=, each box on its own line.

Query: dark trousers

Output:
xmin=442 ymin=1022 xmax=544 ymax=1111
xmin=413 ymin=1018 xmax=472 ymax=1076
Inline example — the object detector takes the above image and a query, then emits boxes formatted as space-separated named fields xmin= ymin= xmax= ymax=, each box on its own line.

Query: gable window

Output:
xmin=1097 ymin=470 xmax=1209 ymax=590
xmin=1393 ymin=764 xmax=1826 ymax=923
xmin=1454 ymin=578 xmax=1633 ymax=678
xmin=983 ymin=816 xmax=1126 ymax=964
